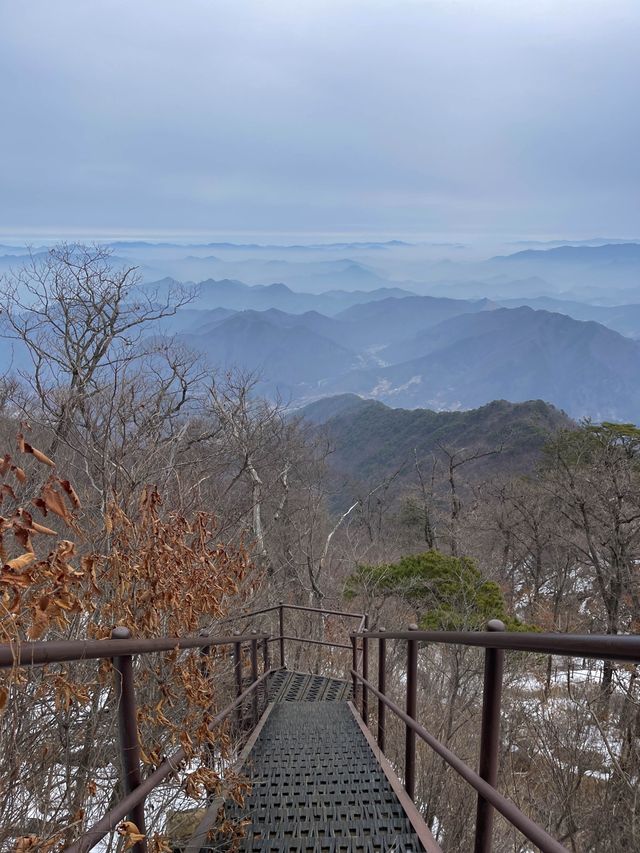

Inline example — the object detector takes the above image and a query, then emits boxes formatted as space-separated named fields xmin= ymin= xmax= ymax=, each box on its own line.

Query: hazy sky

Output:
xmin=1 ymin=0 xmax=639 ymax=241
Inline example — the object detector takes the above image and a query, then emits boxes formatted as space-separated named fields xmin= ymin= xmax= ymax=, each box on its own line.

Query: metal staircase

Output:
xmin=5 ymin=602 xmax=627 ymax=852
xmin=225 ymin=699 xmax=424 ymax=853
xmin=267 ymin=670 xmax=352 ymax=703
xmin=187 ymin=669 xmax=436 ymax=853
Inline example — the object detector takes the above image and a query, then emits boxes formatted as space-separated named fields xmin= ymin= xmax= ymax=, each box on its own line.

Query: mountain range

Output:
xmin=298 ymin=395 xmax=574 ymax=504
xmin=4 ymin=241 xmax=640 ymax=424
xmin=142 ymin=280 xmax=640 ymax=421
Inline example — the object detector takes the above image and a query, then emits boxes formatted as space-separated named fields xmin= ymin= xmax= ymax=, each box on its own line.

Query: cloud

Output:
xmin=1 ymin=0 xmax=639 ymax=238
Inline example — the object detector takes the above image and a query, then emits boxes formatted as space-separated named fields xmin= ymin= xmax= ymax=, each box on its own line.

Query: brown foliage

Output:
xmin=0 ymin=434 xmax=255 ymax=850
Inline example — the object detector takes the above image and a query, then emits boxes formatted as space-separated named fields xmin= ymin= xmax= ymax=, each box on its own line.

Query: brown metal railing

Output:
xmin=220 ymin=601 xmax=365 ymax=668
xmin=7 ymin=602 xmax=635 ymax=853
xmin=350 ymin=622 xmax=640 ymax=853
xmin=0 ymin=603 xmax=362 ymax=851
xmin=2 ymin=627 xmax=271 ymax=853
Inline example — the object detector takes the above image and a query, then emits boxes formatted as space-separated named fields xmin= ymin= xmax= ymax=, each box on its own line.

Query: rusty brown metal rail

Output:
xmin=0 ymin=632 xmax=269 ymax=668
xmin=219 ymin=602 xmax=365 ymax=667
xmin=350 ymin=622 xmax=640 ymax=853
xmin=2 ymin=628 xmax=271 ymax=853
xmin=66 ymin=668 xmax=274 ymax=853
xmin=7 ymin=602 xmax=635 ymax=853
xmin=1 ymin=604 xmax=363 ymax=852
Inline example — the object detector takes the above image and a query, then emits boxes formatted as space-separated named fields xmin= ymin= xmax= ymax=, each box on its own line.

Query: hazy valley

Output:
xmin=3 ymin=238 xmax=640 ymax=422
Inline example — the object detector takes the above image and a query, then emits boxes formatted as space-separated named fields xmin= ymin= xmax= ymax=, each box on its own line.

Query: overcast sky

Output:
xmin=1 ymin=0 xmax=638 ymax=242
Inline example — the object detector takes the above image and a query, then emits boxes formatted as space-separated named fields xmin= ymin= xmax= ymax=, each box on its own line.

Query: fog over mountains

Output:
xmin=2 ymin=238 xmax=640 ymax=422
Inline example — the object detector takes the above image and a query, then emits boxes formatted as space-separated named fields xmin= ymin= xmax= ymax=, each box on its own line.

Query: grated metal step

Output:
xmin=267 ymin=671 xmax=352 ymax=703
xmin=221 ymin=702 xmax=424 ymax=853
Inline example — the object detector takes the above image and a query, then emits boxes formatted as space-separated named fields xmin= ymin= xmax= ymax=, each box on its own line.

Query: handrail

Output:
xmin=2 ymin=628 xmax=272 ymax=853
xmin=13 ymin=614 xmax=632 ymax=851
xmin=66 ymin=669 xmax=275 ymax=853
xmin=267 ymin=635 xmax=353 ymax=651
xmin=353 ymin=628 xmax=640 ymax=662
xmin=0 ymin=632 xmax=269 ymax=668
xmin=350 ymin=624 xmax=640 ymax=853
xmin=351 ymin=669 xmax=567 ymax=853
xmin=217 ymin=603 xmax=365 ymax=668
xmin=217 ymin=603 xmax=365 ymax=623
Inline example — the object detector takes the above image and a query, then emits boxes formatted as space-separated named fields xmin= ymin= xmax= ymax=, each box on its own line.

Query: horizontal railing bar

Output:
xmin=351 ymin=671 xmax=568 ymax=853
xmin=281 ymin=604 xmax=365 ymax=619
xmin=352 ymin=630 xmax=640 ymax=662
xmin=0 ymin=633 xmax=269 ymax=669
xmin=267 ymin=635 xmax=353 ymax=650
xmin=215 ymin=606 xmax=281 ymax=624
xmin=220 ymin=604 xmax=365 ymax=622
xmin=66 ymin=668 xmax=275 ymax=853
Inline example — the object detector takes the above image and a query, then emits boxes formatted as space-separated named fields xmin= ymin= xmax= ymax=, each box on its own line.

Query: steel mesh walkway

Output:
xmin=223 ymin=700 xmax=425 ymax=853
xmin=267 ymin=670 xmax=352 ymax=703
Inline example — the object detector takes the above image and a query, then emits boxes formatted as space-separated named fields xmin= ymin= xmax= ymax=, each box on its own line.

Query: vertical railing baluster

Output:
xmin=279 ymin=601 xmax=285 ymax=668
xmin=233 ymin=630 xmax=243 ymax=731
xmin=351 ymin=635 xmax=359 ymax=709
xmin=199 ymin=631 xmax=215 ymax=769
xmin=377 ymin=627 xmax=386 ymax=753
xmin=474 ymin=619 xmax=506 ymax=853
xmin=111 ymin=627 xmax=147 ymax=853
xmin=262 ymin=636 xmax=270 ymax=712
xmin=250 ymin=630 xmax=259 ymax=726
xmin=405 ymin=624 xmax=419 ymax=801
xmin=361 ymin=614 xmax=369 ymax=725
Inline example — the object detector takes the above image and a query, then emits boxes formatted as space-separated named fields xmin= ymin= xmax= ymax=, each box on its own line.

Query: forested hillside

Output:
xmin=300 ymin=394 xmax=573 ymax=504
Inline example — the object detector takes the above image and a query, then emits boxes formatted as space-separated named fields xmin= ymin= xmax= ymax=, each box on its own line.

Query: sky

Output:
xmin=1 ymin=0 xmax=639 ymax=243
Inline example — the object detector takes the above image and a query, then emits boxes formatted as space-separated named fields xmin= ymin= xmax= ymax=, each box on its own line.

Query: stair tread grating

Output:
xmin=207 ymin=700 xmax=425 ymax=853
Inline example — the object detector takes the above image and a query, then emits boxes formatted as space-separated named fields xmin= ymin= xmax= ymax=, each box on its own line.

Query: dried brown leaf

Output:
xmin=60 ymin=479 xmax=81 ymax=508
xmin=41 ymin=484 xmax=70 ymax=523
xmin=117 ymin=821 xmax=146 ymax=850
xmin=6 ymin=552 xmax=36 ymax=571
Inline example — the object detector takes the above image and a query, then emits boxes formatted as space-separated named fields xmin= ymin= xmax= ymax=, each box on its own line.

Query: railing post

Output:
xmin=262 ymin=636 xmax=270 ymax=712
xmin=250 ymin=630 xmax=259 ymax=726
xmin=199 ymin=630 xmax=215 ymax=769
xmin=377 ymin=627 xmax=386 ymax=753
xmin=111 ymin=627 xmax=147 ymax=853
xmin=233 ymin=629 xmax=243 ymax=730
xmin=474 ymin=619 xmax=506 ymax=853
xmin=405 ymin=624 xmax=419 ymax=801
xmin=351 ymin=634 xmax=359 ymax=708
xmin=279 ymin=601 xmax=285 ymax=668
xmin=361 ymin=614 xmax=369 ymax=725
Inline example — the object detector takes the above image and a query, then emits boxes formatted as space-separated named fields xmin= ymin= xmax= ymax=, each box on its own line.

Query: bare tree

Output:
xmin=436 ymin=441 xmax=503 ymax=555
xmin=1 ymin=243 xmax=194 ymax=444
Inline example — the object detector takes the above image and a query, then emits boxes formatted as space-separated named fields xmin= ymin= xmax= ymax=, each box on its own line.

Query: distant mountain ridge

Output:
xmin=299 ymin=395 xmax=574 ymax=503
xmin=310 ymin=307 xmax=640 ymax=422
xmin=140 ymin=279 xmax=640 ymax=421
xmin=144 ymin=276 xmax=417 ymax=315
xmin=493 ymin=242 xmax=640 ymax=264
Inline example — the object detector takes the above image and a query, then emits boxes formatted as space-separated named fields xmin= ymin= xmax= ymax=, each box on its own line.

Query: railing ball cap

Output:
xmin=111 ymin=626 xmax=131 ymax=640
xmin=487 ymin=619 xmax=506 ymax=632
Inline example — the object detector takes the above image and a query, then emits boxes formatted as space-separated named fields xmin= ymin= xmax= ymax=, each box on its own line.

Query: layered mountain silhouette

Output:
xmin=4 ymin=240 xmax=640 ymax=424
xmin=151 ymin=284 xmax=640 ymax=421
xmin=322 ymin=307 xmax=640 ymax=420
